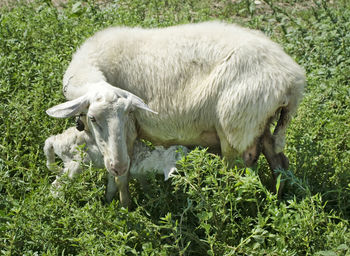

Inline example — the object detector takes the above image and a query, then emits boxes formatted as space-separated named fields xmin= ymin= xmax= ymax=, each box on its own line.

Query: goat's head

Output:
xmin=46 ymin=83 xmax=157 ymax=177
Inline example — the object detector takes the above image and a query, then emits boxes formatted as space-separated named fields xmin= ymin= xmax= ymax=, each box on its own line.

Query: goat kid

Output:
xmin=44 ymin=124 xmax=186 ymax=203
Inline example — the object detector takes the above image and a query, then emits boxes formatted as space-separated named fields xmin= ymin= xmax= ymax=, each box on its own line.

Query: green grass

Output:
xmin=1 ymin=0 xmax=349 ymax=255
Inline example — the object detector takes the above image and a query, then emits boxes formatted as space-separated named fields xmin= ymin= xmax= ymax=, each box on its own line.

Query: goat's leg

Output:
xmin=242 ymin=137 xmax=262 ymax=167
xmin=51 ymin=161 xmax=82 ymax=197
xmin=217 ymin=130 xmax=240 ymax=168
xmin=273 ymin=107 xmax=292 ymax=153
xmin=115 ymin=171 xmax=131 ymax=208
xmin=219 ymin=129 xmax=263 ymax=168
xmin=106 ymin=172 xmax=131 ymax=208
xmin=106 ymin=173 xmax=118 ymax=203
xmin=262 ymin=128 xmax=289 ymax=197
xmin=44 ymin=139 xmax=63 ymax=174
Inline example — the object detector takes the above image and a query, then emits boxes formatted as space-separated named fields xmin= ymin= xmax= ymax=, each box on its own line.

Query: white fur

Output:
xmin=130 ymin=142 xmax=188 ymax=181
xmin=44 ymin=127 xmax=103 ymax=178
xmin=63 ymin=21 xmax=305 ymax=156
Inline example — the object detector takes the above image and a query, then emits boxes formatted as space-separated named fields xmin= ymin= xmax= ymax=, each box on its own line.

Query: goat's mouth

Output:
xmin=108 ymin=169 xmax=119 ymax=177
xmin=108 ymin=167 xmax=128 ymax=177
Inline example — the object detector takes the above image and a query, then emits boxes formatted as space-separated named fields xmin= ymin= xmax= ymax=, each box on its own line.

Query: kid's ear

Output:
xmin=46 ymin=94 xmax=89 ymax=118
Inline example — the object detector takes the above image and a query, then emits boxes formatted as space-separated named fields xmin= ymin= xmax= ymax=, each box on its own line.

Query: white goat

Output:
xmin=44 ymin=126 xmax=187 ymax=202
xmin=47 ymin=21 xmax=305 ymax=205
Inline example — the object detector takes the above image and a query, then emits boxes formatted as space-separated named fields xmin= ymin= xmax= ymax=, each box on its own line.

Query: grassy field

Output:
xmin=0 ymin=0 xmax=349 ymax=255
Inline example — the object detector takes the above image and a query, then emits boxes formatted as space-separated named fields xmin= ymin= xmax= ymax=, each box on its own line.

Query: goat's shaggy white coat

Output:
xmin=63 ymin=21 xmax=305 ymax=156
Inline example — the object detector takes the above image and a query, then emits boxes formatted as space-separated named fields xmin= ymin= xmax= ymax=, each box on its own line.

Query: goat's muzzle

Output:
xmin=106 ymin=159 xmax=130 ymax=177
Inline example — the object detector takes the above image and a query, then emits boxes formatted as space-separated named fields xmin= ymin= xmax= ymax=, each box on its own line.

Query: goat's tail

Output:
xmin=44 ymin=138 xmax=61 ymax=173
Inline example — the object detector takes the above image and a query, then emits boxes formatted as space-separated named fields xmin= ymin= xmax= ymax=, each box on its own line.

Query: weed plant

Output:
xmin=0 ymin=0 xmax=349 ymax=255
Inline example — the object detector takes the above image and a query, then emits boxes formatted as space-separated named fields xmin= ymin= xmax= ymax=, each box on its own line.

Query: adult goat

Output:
xmin=47 ymin=21 xmax=305 ymax=206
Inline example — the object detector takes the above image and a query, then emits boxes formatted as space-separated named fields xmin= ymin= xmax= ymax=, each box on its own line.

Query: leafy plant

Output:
xmin=1 ymin=0 xmax=349 ymax=255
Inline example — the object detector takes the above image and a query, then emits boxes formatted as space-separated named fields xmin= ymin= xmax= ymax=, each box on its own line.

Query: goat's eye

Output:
xmin=89 ymin=116 xmax=96 ymax=122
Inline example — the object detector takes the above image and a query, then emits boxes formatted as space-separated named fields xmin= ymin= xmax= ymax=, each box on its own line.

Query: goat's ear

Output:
xmin=128 ymin=95 xmax=158 ymax=114
xmin=113 ymin=87 xmax=158 ymax=114
xmin=46 ymin=94 xmax=89 ymax=118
